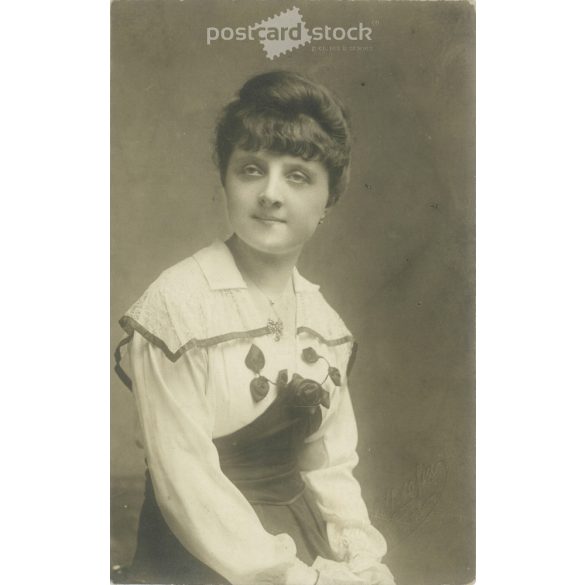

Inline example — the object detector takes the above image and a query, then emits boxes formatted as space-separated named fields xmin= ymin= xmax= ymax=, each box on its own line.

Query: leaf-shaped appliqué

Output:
xmin=245 ymin=344 xmax=265 ymax=374
xmin=301 ymin=347 xmax=320 ymax=364
xmin=276 ymin=369 xmax=288 ymax=390
xmin=250 ymin=376 xmax=270 ymax=402
xmin=320 ymin=389 xmax=331 ymax=409
xmin=328 ymin=366 xmax=342 ymax=387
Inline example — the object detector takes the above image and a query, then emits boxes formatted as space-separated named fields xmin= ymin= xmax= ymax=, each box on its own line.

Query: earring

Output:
xmin=318 ymin=217 xmax=325 ymax=225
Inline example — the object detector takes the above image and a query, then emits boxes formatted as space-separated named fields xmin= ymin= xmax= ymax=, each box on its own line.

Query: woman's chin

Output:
xmin=236 ymin=234 xmax=302 ymax=258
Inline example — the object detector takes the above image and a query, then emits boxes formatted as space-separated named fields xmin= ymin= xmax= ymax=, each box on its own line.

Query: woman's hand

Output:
xmin=312 ymin=557 xmax=366 ymax=585
xmin=351 ymin=563 xmax=396 ymax=585
xmin=284 ymin=559 xmax=320 ymax=585
xmin=345 ymin=554 xmax=396 ymax=585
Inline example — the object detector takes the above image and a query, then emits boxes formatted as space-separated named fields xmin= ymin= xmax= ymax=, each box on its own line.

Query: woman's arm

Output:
xmin=128 ymin=334 xmax=318 ymax=585
xmin=298 ymin=374 xmax=395 ymax=585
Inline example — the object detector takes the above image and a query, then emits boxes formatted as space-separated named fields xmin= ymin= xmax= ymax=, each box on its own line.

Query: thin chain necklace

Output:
xmin=247 ymin=278 xmax=292 ymax=342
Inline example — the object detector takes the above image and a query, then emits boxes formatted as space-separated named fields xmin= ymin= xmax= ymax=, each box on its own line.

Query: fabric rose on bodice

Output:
xmin=284 ymin=373 xmax=330 ymax=409
xmin=244 ymin=344 xmax=341 ymax=407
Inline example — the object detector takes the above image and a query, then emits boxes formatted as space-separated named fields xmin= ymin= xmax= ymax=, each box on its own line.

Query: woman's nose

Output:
xmin=259 ymin=173 xmax=284 ymax=207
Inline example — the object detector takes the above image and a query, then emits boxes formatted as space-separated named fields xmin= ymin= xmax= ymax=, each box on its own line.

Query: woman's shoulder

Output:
xmin=120 ymin=242 xmax=229 ymax=360
xmin=295 ymin=284 xmax=357 ymax=377
xmin=295 ymin=279 xmax=354 ymax=347
xmin=133 ymin=239 xmax=233 ymax=304
xmin=151 ymin=252 xmax=210 ymax=300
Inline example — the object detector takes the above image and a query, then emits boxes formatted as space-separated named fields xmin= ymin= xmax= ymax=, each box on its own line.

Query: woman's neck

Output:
xmin=226 ymin=235 xmax=300 ymax=298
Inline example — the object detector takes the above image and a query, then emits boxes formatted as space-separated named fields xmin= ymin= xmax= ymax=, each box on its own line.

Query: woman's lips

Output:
xmin=253 ymin=215 xmax=286 ymax=223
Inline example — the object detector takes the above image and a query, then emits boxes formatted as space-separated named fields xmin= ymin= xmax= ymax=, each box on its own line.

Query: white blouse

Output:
xmin=116 ymin=239 xmax=390 ymax=585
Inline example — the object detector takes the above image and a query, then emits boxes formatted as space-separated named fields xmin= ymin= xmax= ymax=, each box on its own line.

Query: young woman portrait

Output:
xmin=114 ymin=71 xmax=396 ymax=585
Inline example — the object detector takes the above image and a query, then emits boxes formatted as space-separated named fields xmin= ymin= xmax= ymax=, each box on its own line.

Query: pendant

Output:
xmin=267 ymin=318 xmax=284 ymax=342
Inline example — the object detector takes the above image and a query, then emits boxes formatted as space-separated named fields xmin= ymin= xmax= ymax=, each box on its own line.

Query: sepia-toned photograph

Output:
xmin=111 ymin=1 xmax=475 ymax=584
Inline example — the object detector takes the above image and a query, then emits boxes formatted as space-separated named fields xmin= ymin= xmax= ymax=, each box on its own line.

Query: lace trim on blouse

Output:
xmin=114 ymin=248 xmax=355 ymax=390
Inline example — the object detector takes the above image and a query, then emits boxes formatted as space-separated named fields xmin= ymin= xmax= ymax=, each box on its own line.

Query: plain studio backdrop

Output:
xmin=110 ymin=1 xmax=475 ymax=584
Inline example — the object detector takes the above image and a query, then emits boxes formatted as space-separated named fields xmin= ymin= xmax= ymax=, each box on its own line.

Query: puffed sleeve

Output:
xmin=128 ymin=334 xmax=317 ymax=585
xmin=298 ymin=359 xmax=390 ymax=575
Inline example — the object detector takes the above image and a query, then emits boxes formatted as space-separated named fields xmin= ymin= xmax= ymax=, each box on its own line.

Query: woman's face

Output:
xmin=224 ymin=148 xmax=330 ymax=257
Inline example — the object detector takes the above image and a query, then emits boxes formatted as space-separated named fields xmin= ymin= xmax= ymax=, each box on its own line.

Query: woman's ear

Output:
xmin=325 ymin=188 xmax=340 ymax=209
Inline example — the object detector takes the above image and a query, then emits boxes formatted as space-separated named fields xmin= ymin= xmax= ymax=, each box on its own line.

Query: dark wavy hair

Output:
xmin=214 ymin=71 xmax=351 ymax=207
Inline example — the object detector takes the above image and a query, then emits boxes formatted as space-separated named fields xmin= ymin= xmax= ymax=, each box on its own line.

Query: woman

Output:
xmin=115 ymin=71 xmax=395 ymax=585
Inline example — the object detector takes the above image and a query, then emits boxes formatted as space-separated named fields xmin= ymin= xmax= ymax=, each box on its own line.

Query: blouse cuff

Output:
xmin=327 ymin=522 xmax=387 ymax=566
xmin=285 ymin=558 xmax=318 ymax=585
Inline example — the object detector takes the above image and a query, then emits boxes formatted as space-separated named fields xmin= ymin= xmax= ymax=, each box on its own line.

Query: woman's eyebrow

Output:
xmin=282 ymin=161 xmax=318 ymax=176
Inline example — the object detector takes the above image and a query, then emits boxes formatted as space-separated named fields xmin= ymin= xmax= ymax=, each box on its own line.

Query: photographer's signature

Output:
xmin=371 ymin=459 xmax=448 ymax=542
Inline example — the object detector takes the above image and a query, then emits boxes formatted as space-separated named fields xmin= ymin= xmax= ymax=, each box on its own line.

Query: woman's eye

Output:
xmin=241 ymin=165 xmax=263 ymax=176
xmin=288 ymin=171 xmax=310 ymax=184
